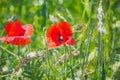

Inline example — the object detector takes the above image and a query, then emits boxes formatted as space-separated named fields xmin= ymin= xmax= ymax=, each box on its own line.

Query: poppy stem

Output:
xmin=69 ymin=46 xmax=75 ymax=80
xmin=64 ymin=44 xmax=68 ymax=79
xmin=17 ymin=46 xmax=21 ymax=61
xmin=66 ymin=45 xmax=75 ymax=80
xmin=63 ymin=45 xmax=66 ymax=79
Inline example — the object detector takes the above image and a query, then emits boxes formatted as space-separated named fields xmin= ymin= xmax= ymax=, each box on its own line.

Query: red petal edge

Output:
xmin=46 ymin=37 xmax=62 ymax=49
xmin=66 ymin=37 xmax=76 ymax=46
xmin=5 ymin=20 xmax=25 ymax=36
xmin=5 ymin=36 xmax=31 ymax=46
xmin=23 ymin=24 xmax=34 ymax=36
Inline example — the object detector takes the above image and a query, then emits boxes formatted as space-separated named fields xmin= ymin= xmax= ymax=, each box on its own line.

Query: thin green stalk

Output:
xmin=42 ymin=0 xmax=51 ymax=79
xmin=1 ymin=74 xmax=13 ymax=78
xmin=81 ymin=35 xmax=91 ymax=79
xmin=80 ymin=41 xmax=83 ymax=79
xmin=97 ymin=0 xmax=106 ymax=79
xmin=81 ymin=48 xmax=86 ymax=78
xmin=68 ymin=46 xmax=75 ymax=80
xmin=70 ymin=46 xmax=75 ymax=79
xmin=81 ymin=1 xmax=93 ymax=79
xmin=17 ymin=46 xmax=23 ymax=80
xmin=17 ymin=46 xmax=21 ymax=61
xmin=111 ymin=19 xmax=116 ymax=54
xmin=62 ymin=45 xmax=75 ymax=79
xmin=45 ymin=35 xmax=51 ymax=79
xmin=0 ymin=46 xmax=19 ymax=60
xmin=44 ymin=29 xmax=56 ymax=79
xmin=98 ymin=32 xmax=101 ymax=67
xmin=70 ymin=66 xmax=75 ymax=80
xmin=98 ymin=31 xmax=102 ymax=80
xmin=64 ymin=45 xmax=67 ymax=79
xmin=59 ymin=62 xmax=81 ymax=77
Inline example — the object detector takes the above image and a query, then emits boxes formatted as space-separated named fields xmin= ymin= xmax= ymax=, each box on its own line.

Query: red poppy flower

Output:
xmin=46 ymin=22 xmax=76 ymax=48
xmin=0 ymin=20 xmax=34 ymax=46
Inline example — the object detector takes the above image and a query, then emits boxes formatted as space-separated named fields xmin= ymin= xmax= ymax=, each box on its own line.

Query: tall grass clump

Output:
xmin=0 ymin=0 xmax=120 ymax=80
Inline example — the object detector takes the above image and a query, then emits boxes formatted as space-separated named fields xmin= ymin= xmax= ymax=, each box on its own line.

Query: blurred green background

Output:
xmin=0 ymin=0 xmax=120 ymax=79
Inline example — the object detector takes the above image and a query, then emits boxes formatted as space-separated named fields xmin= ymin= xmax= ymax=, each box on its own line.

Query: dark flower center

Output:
xmin=58 ymin=34 xmax=63 ymax=42
xmin=18 ymin=33 xmax=23 ymax=36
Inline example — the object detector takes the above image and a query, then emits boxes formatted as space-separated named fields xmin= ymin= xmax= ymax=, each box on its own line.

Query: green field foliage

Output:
xmin=0 ymin=0 xmax=120 ymax=80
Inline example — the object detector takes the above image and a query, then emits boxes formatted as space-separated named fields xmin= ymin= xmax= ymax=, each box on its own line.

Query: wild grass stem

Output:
xmin=0 ymin=46 xmax=19 ymax=60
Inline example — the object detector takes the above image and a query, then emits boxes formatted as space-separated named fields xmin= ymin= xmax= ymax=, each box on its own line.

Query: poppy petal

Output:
xmin=23 ymin=24 xmax=34 ymax=36
xmin=58 ymin=22 xmax=73 ymax=41
xmin=5 ymin=36 xmax=31 ymax=46
xmin=47 ymin=37 xmax=60 ymax=48
xmin=46 ymin=22 xmax=76 ymax=48
xmin=66 ymin=37 xmax=76 ymax=46
xmin=5 ymin=20 xmax=25 ymax=36
xmin=46 ymin=24 xmax=64 ymax=48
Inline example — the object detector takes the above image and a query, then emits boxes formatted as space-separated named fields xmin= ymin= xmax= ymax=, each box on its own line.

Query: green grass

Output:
xmin=0 ymin=0 xmax=120 ymax=80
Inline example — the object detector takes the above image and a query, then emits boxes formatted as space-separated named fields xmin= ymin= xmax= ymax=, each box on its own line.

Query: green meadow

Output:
xmin=0 ymin=0 xmax=120 ymax=80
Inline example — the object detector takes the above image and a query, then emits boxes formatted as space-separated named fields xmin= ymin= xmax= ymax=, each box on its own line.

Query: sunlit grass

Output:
xmin=0 ymin=0 xmax=120 ymax=80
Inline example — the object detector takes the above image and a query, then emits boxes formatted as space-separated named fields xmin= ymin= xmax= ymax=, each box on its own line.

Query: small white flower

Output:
xmin=50 ymin=15 xmax=58 ymax=23
xmin=2 ymin=66 xmax=8 ymax=72
xmin=98 ymin=27 xmax=107 ymax=34
xmin=27 ymin=52 xmax=36 ymax=58
xmin=27 ymin=50 xmax=46 ymax=58
xmin=88 ymin=48 xmax=97 ymax=62
xmin=97 ymin=0 xmax=104 ymax=33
